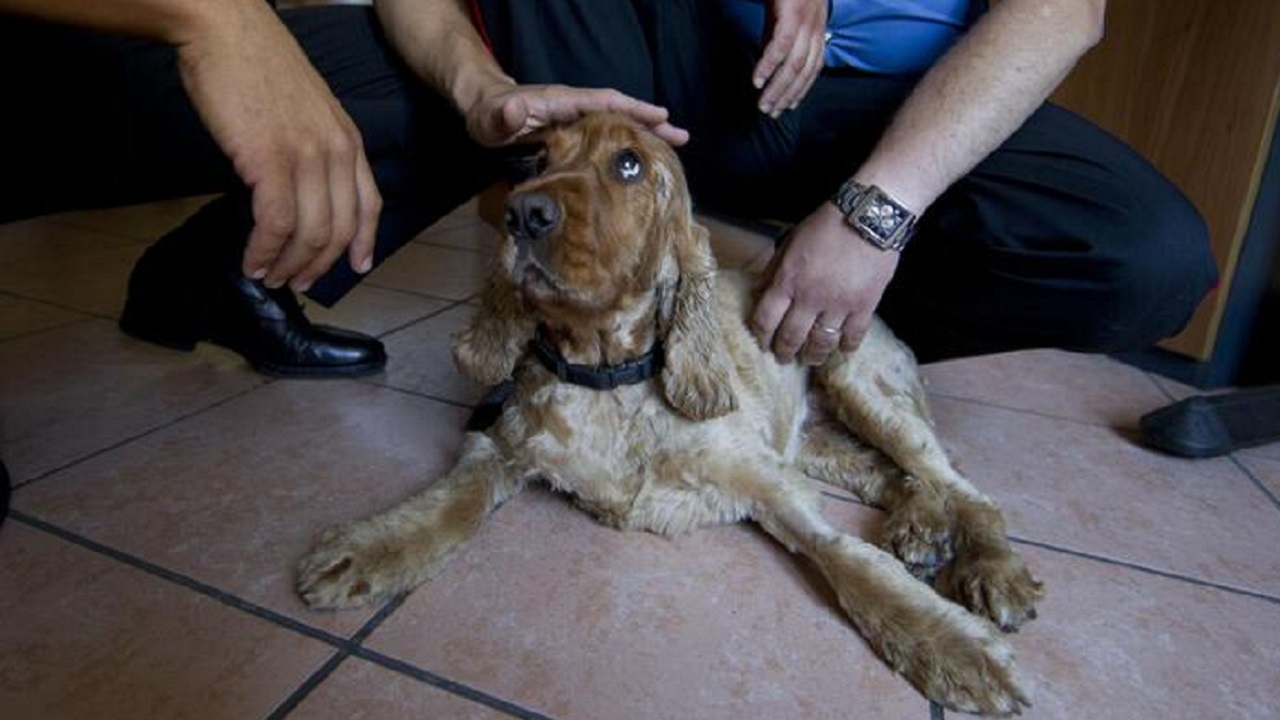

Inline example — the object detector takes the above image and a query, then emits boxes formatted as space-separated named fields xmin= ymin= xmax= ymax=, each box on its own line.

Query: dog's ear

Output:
xmin=656 ymin=171 xmax=738 ymax=421
xmin=453 ymin=245 xmax=536 ymax=386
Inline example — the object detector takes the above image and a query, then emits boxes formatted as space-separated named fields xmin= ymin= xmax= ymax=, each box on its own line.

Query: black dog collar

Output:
xmin=529 ymin=326 xmax=663 ymax=390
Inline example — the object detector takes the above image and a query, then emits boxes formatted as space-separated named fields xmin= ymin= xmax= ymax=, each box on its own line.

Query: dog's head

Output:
xmin=453 ymin=112 xmax=737 ymax=420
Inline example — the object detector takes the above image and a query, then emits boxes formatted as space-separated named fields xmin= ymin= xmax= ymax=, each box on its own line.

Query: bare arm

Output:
xmin=754 ymin=0 xmax=1106 ymax=363
xmin=374 ymin=0 xmax=689 ymax=147
xmin=1 ymin=0 xmax=382 ymax=293
xmin=854 ymin=0 xmax=1105 ymax=212
xmin=0 ymin=0 xmax=205 ymax=41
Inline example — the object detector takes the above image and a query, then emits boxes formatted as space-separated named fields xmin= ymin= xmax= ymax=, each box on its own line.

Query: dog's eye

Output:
xmin=613 ymin=149 xmax=644 ymax=183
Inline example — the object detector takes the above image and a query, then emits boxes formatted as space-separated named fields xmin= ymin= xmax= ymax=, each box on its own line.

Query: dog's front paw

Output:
xmin=905 ymin=620 xmax=1031 ymax=717
xmin=938 ymin=549 xmax=1044 ymax=632
xmin=881 ymin=491 xmax=953 ymax=579
xmin=296 ymin=523 xmax=407 ymax=611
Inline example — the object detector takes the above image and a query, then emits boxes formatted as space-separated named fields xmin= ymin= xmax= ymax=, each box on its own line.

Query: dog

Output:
xmin=297 ymin=112 xmax=1044 ymax=715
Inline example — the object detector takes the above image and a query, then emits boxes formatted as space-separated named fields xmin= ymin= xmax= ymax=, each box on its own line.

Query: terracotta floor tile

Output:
xmin=700 ymin=214 xmax=778 ymax=271
xmin=365 ymin=244 xmax=489 ymax=301
xmin=421 ymin=197 xmax=482 ymax=235
xmin=304 ymin=285 xmax=450 ymax=339
xmin=0 ymin=242 xmax=145 ymax=317
xmin=0 ymin=319 xmax=264 ymax=484
xmin=0 ymin=217 xmax=144 ymax=264
xmin=921 ymin=350 xmax=1171 ymax=428
xmin=1237 ymin=454 xmax=1280 ymax=500
xmin=376 ymin=304 xmax=488 ymax=406
xmin=1009 ymin=545 xmax=1280 ymax=720
xmin=417 ymin=220 xmax=502 ymax=255
xmin=45 ymin=195 xmax=214 ymax=240
xmin=0 ymin=523 xmax=333 ymax=720
xmin=15 ymin=380 xmax=471 ymax=639
xmin=928 ymin=396 xmax=1280 ymax=596
xmin=366 ymin=491 xmax=931 ymax=720
xmin=0 ymin=294 xmax=87 ymax=341
xmin=289 ymin=658 xmax=514 ymax=720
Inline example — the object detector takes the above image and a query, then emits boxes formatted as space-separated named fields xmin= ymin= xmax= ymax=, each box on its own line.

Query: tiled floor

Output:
xmin=3 ymin=197 xmax=1279 ymax=720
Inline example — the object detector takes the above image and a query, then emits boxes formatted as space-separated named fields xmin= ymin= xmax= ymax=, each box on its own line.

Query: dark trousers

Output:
xmin=476 ymin=0 xmax=1220 ymax=362
xmin=0 ymin=6 xmax=494 ymax=306
xmin=1 ymin=3 xmax=1218 ymax=362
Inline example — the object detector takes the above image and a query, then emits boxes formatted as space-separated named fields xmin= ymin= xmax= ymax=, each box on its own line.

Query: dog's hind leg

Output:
xmin=815 ymin=319 xmax=1043 ymax=632
xmin=297 ymin=432 xmax=527 ymax=610
xmin=730 ymin=465 xmax=1029 ymax=716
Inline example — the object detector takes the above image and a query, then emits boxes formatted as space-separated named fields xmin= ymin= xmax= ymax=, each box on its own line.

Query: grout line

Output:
xmin=363 ymin=280 xmax=477 ymax=306
xmin=822 ymin=489 xmax=1280 ymax=606
xmin=1008 ymin=535 xmax=1280 ymax=606
xmin=351 ymin=646 xmax=564 ymax=720
xmin=1144 ymin=370 xmax=1180 ymax=403
xmin=1228 ymin=455 xmax=1280 ymax=515
xmin=9 ymin=510 xmax=557 ymax=720
xmin=352 ymin=378 xmax=476 ymax=411
xmin=260 ymin=596 xmax=408 ymax=720
xmin=9 ymin=510 xmax=349 ymax=648
xmin=11 ymin=381 xmax=268 ymax=492
xmin=262 ymin=650 xmax=349 ymax=720
xmin=372 ymin=297 xmax=474 ymax=341
xmin=0 ymin=314 xmax=99 ymax=346
xmin=927 ymin=391 xmax=1142 ymax=431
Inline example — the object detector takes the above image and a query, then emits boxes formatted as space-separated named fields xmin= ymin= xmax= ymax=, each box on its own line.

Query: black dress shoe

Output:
xmin=119 ymin=245 xmax=386 ymax=378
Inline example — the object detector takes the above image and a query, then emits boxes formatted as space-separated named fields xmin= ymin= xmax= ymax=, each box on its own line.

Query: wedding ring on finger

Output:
xmin=814 ymin=325 xmax=840 ymax=336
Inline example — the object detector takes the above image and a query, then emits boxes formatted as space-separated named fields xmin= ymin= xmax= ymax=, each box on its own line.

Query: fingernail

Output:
xmin=759 ymin=101 xmax=772 ymax=115
xmin=753 ymin=76 xmax=764 ymax=89
xmin=291 ymin=280 xmax=312 ymax=293
xmin=359 ymin=257 xmax=373 ymax=274
xmin=251 ymin=267 xmax=267 ymax=280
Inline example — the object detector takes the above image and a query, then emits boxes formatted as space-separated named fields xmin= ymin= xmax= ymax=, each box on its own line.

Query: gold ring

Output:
xmin=814 ymin=326 xmax=840 ymax=335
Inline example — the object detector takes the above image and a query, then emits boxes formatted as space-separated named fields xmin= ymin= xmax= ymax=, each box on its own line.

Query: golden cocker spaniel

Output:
xmin=297 ymin=113 xmax=1044 ymax=715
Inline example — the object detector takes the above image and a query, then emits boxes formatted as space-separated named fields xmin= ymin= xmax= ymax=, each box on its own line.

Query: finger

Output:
xmin=347 ymin=148 xmax=381 ymax=275
xmin=547 ymin=88 xmax=689 ymax=142
xmin=772 ymin=303 xmax=819 ymax=364
xmin=291 ymin=157 xmax=356 ymax=294
xmin=800 ymin=312 xmax=846 ymax=366
xmin=757 ymin=35 xmax=802 ymax=115
xmin=265 ymin=154 xmax=330 ymax=289
xmin=292 ymin=135 xmax=361 ymax=293
xmin=753 ymin=20 xmax=797 ymax=92
xmin=243 ymin=169 xmax=295 ymax=280
xmin=751 ymin=283 xmax=792 ymax=352
xmin=839 ymin=310 xmax=874 ymax=353
xmin=783 ymin=37 xmax=824 ymax=111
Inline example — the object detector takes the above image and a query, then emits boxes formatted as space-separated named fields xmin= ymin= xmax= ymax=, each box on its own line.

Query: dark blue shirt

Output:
xmin=720 ymin=0 xmax=977 ymax=75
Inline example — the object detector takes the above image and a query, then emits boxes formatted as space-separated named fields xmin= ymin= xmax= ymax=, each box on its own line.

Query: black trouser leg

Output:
xmin=0 ymin=6 xmax=493 ymax=307
xmin=460 ymin=3 xmax=1221 ymax=361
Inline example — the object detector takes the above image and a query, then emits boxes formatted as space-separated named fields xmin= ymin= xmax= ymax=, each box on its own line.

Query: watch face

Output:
xmin=856 ymin=191 xmax=910 ymax=243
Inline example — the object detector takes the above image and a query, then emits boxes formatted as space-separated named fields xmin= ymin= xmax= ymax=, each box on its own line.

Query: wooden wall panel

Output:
xmin=1052 ymin=0 xmax=1280 ymax=360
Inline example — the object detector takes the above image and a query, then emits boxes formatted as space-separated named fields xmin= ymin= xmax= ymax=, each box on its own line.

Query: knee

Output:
xmin=1068 ymin=181 xmax=1218 ymax=352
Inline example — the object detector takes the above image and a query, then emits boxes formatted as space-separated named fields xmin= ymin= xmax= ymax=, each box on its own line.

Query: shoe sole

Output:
xmin=121 ymin=319 xmax=385 ymax=379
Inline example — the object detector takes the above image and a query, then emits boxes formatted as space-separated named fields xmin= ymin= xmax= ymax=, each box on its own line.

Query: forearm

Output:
xmin=374 ymin=0 xmax=513 ymax=116
xmin=0 ymin=0 xmax=259 ymax=45
xmin=853 ymin=0 xmax=1105 ymax=213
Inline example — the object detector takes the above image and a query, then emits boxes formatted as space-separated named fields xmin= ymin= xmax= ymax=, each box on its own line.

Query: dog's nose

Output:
xmin=505 ymin=191 xmax=561 ymax=240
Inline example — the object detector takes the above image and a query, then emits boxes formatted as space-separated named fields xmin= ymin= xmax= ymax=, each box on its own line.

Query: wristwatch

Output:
xmin=830 ymin=179 xmax=918 ymax=252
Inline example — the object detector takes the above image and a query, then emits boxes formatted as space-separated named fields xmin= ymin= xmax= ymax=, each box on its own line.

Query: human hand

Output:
xmin=754 ymin=0 xmax=828 ymax=117
xmin=464 ymin=83 xmax=690 ymax=148
xmin=175 ymin=2 xmax=381 ymax=292
xmin=751 ymin=203 xmax=899 ymax=365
